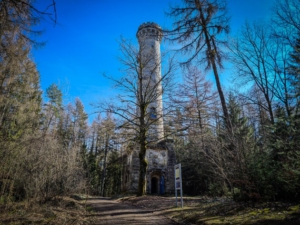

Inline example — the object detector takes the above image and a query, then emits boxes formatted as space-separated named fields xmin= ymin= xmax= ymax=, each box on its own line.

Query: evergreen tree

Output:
xmin=0 ymin=2 xmax=42 ymax=200
xmin=288 ymin=35 xmax=300 ymax=111
xmin=227 ymin=93 xmax=256 ymax=200
xmin=46 ymin=84 xmax=63 ymax=112
xmin=72 ymin=98 xmax=88 ymax=144
xmin=267 ymin=107 xmax=300 ymax=200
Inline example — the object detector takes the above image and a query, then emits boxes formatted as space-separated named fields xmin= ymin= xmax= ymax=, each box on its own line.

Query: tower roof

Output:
xmin=136 ymin=22 xmax=163 ymax=42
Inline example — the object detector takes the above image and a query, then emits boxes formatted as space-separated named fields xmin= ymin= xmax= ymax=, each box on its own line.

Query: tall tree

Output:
xmin=288 ymin=35 xmax=300 ymax=111
xmin=229 ymin=22 xmax=277 ymax=124
xmin=166 ymin=0 xmax=232 ymax=132
xmin=226 ymin=93 xmax=256 ymax=200
xmin=171 ymin=66 xmax=217 ymax=137
xmin=43 ymin=83 xmax=63 ymax=134
xmin=0 ymin=1 xmax=88 ymax=203
xmin=99 ymin=38 xmax=175 ymax=196
xmin=0 ymin=1 xmax=43 ymax=198
xmin=71 ymin=98 xmax=88 ymax=144
xmin=98 ymin=115 xmax=116 ymax=197
xmin=168 ymin=67 xmax=218 ymax=195
xmin=271 ymin=0 xmax=300 ymax=114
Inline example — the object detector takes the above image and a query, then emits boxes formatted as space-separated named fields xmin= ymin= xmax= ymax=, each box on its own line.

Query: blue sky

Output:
xmin=32 ymin=0 xmax=276 ymax=122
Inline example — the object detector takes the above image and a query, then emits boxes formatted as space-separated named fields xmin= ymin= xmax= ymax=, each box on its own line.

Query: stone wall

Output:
xmin=123 ymin=139 xmax=175 ymax=194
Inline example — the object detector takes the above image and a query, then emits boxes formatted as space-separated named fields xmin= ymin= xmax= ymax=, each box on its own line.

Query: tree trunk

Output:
xmin=101 ymin=135 xmax=109 ymax=197
xmin=137 ymin=109 xmax=148 ymax=196
xmin=198 ymin=5 xmax=233 ymax=133
xmin=137 ymin=144 xmax=148 ymax=196
xmin=211 ymin=60 xmax=233 ymax=132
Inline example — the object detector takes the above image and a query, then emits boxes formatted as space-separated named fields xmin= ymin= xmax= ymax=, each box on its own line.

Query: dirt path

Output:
xmin=85 ymin=197 xmax=177 ymax=225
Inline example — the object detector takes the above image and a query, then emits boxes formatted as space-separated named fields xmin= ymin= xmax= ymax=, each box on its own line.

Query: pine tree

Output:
xmin=72 ymin=98 xmax=88 ymax=144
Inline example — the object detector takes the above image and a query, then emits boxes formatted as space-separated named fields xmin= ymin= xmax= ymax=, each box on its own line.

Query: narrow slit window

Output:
xmin=150 ymin=107 xmax=157 ymax=119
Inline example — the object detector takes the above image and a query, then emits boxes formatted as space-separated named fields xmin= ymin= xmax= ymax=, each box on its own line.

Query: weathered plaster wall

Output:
xmin=123 ymin=140 xmax=175 ymax=194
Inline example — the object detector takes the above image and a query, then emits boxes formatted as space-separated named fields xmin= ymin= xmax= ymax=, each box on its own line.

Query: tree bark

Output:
xmin=137 ymin=144 xmax=148 ymax=196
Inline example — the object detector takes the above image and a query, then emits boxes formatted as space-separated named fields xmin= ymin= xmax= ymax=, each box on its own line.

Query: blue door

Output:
xmin=160 ymin=176 xmax=165 ymax=194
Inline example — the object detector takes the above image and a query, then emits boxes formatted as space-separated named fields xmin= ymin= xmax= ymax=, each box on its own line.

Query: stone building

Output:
xmin=122 ymin=22 xmax=176 ymax=194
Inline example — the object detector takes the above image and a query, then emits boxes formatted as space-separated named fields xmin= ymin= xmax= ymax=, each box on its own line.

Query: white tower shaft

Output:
xmin=137 ymin=22 xmax=164 ymax=141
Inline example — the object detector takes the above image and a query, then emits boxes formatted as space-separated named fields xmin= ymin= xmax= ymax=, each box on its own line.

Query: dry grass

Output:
xmin=2 ymin=195 xmax=300 ymax=224
xmin=120 ymin=196 xmax=300 ymax=225
xmin=0 ymin=195 xmax=95 ymax=225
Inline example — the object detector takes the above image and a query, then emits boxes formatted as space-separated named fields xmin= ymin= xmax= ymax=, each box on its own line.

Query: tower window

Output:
xmin=150 ymin=107 xmax=157 ymax=119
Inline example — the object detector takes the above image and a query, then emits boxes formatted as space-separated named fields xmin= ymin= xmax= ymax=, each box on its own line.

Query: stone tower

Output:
xmin=137 ymin=22 xmax=164 ymax=141
xmin=122 ymin=22 xmax=175 ymax=195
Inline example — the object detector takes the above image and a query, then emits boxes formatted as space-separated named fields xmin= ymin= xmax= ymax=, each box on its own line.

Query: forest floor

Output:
xmin=0 ymin=195 xmax=176 ymax=225
xmin=120 ymin=195 xmax=300 ymax=225
xmin=1 ymin=195 xmax=300 ymax=224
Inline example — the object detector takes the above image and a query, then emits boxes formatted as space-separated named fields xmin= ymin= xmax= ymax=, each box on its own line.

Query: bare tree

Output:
xmin=166 ymin=0 xmax=232 ymax=132
xmin=170 ymin=66 xmax=218 ymax=151
xmin=272 ymin=0 xmax=300 ymax=113
xmin=228 ymin=22 xmax=277 ymax=124
xmin=272 ymin=0 xmax=300 ymax=44
xmin=98 ymin=37 xmax=175 ymax=196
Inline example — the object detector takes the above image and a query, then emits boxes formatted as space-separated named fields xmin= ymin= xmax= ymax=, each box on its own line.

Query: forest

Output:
xmin=0 ymin=0 xmax=300 ymax=207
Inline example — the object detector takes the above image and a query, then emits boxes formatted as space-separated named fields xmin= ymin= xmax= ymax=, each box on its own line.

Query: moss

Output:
xmin=166 ymin=204 xmax=299 ymax=225
xmin=289 ymin=205 xmax=300 ymax=212
xmin=249 ymin=211 xmax=259 ymax=216
xmin=262 ymin=208 xmax=270 ymax=214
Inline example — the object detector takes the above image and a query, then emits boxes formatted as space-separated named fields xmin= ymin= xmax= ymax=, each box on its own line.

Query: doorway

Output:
xmin=151 ymin=177 xmax=158 ymax=194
